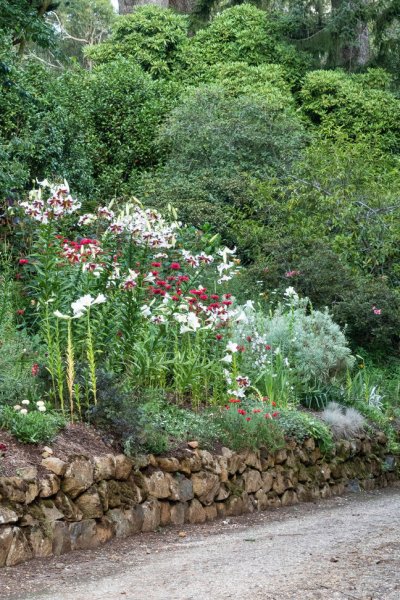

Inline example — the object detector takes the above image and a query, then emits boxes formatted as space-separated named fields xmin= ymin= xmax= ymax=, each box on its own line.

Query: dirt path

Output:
xmin=1 ymin=487 xmax=399 ymax=600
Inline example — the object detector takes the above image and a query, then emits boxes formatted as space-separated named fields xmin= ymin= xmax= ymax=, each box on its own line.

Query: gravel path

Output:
xmin=1 ymin=487 xmax=399 ymax=600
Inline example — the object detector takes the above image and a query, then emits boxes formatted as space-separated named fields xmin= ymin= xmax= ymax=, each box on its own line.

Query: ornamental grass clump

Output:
xmin=321 ymin=402 xmax=365 ymax=440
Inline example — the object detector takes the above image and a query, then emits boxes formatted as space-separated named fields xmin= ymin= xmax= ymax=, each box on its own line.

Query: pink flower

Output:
xmin=170 ymin=262 xmax=181 ymax=270
xmin=285 ymin=270 xmax=300 ymax=278
xmin=19 ymin=259 xmax=29 ymax=265
xmin=372 ymin=306 xmax=382 ymax=315
xmin=31 ymin=363 xmax=39 ymax=377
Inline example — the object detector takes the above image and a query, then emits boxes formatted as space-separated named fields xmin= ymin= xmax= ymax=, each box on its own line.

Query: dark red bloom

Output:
xmin=271 ymin=401 xmax=277 ymax=407
xmin=246 ymin=336 xmax=252 ymax=342
xmin=237 ymin=345 xmax=245 ymax=353
xmin=172 ymin=295 xmax=180 ymax=302
xmin=16 ymin=309 xmax=25 ymax=315
xmin=265 ymin=413 xmax=271 ymax=419
xmin=237 ymin=409 xmax=246 ymax=415
xmin=246 ymin=417 xmax=251 ymax=422
xmin=215 ymin=334 xmax=223 ymax=340
xmin=265 ymin=344 xmax=271 ymax=350
xmin=170 ymin=262 xmax=181 ymax=270
xmin=151 ymin=262 xmax=161 ymax=267
xmin=19 ymin=259 xmax=29 ymax=265
xmin=229 ymin=398 xmax=240 ymax=403
xmin=272 ymin=411 xmax=279 ymax=418
xmin=199 ymin=294 xmax=208 ymax=301
xmin=211 ymin=294 xmax=219 ymax=300
xmin=0 ymin=443 xmax=7 ymax=452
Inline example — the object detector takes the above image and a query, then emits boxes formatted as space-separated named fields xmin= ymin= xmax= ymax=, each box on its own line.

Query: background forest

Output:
xmin=0 ymin=1 xmax=400 ymax=453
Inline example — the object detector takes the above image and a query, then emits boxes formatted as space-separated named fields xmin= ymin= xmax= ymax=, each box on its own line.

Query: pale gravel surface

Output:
xmin=1 ymin=487 xmax=399 ymax=600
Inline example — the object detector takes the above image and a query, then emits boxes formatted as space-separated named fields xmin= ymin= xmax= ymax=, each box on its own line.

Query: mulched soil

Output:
xmin=0 ymin=423 xmax=116 ymax=477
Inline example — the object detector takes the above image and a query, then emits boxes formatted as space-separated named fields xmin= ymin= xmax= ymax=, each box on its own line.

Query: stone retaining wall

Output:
xmin=1 ymin=433 xmax=398 ymax=567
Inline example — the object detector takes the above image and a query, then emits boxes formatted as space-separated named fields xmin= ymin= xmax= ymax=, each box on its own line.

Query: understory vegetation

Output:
xmin=0 ymin=1 xmax=399 ymax=455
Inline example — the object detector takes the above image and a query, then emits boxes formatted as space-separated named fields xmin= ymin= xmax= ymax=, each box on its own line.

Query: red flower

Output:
xmin=0 ymin=443 xmax=7 ymax=452
xmin=237 ymin=409 xmax=246 ymax=415
xmin=225 ymin=405 xmax=230 ymax=410
xmin=170 ymin=262 xmax=181 ymax=270
xmin=237 ymin=345 xmax=245 ymax=353
xmin=264 ymin=413 xmax=271 ymax=419
xmin=252 ymin=408 xmax=262 ymax=414
xmin=31 ymin=363 xmax=39 ymax=377
xmin=271 ymin=401 xmax=277 ymax=407
xmin=216 ymin=334 xmax=223 ymax=340
xmin=272 ymin=411 xmax=279 ymax=418
xmin=178 ymin=275 xmax=189 ymax=282
xmin=19 ymin=258 xmax=29 ymax=265
xmin=224 ymin=293 xmax=232 ymax=299
xmin=265 ymin=344 xmax=271 ymax=350
xmin=199 ymin=294 xmax=208 ymax=301
xmin=246 ymin=417 xmax=251 ymax=422
xmin=246 ymin=336 xmax=252 ymax=342
xmin=16 ymin=309 xmax=25 ymax=315
xmin=211 ymin=294 xmax=219 ymax=300
xmin=151 ymin=262 xmax=161 ymax=267
xmin=229 ymin=397 xmax=240 ymax=403
xmin=172 ymin=295 xmax=180 ymax=302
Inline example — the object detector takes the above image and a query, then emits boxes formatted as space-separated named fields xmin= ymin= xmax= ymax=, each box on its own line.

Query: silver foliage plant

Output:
xmin=234 ymin=291 xmax=355 ymax=387
xmin=321 ymin=402 xmax=365 ymax=439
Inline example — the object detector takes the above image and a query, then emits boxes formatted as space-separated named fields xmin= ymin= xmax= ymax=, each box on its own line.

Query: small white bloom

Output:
xmin=14 ymin=404 xmax=21 ymax=411
xmin=140 ymin=305 xmax=152 ymax=318
xmin=20 ymin=408 xmax=28 ymax=415
xmin=38 ymin=405 xmax=47 ymax=412
xmin=226 ymin=341 xmax=239 ymax=353
xmin=36 ymin=400 xmax=45 ymax=407
xmin=21 ymin=399 xmax=30 ymax=405
xmin=221 ymin=354 xmax=233 ymax=364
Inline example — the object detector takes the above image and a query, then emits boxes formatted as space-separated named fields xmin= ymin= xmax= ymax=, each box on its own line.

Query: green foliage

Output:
xmin=182 ymin=4 xmax=311 ymax=85
xmin=0 ymin=0 xmax=58 ymax=53
xmin=217 ymin=399 xmax=285 ymax=452
xmin=277 ymin=409 xmax=334 ymax=453
xmin=86 ymin=6 xmax=188 ymax=77
xmin=137 ymin=84 xmax=304 ymax=236
xmin=300 ymin=70 xmax=400 ymax=152
xmin=0 ymin=405 xmax=66 ymax=444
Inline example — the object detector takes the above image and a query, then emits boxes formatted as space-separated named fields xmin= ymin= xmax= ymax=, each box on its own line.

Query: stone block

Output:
xmin=187 ymin=499 xmax=206 ymax=524
xmin=93 ymin=455 xmax=116 ymax=482
xmin=141 ymin=498 xmax=161 ymax=532
xmin=242 ymin=469 xmax=262 ymax=494
xmin=62 ymin=457 xmax=94 ymax=499
xmin=114 ymin=454 xmax=133 ymax=480
xmin=74 ymin=486 xmax=103 ymax=519
xmin=169 ymin=473 xmax=193 ymax=502
xmin=39 ymin=474 xmax=60 ymax=498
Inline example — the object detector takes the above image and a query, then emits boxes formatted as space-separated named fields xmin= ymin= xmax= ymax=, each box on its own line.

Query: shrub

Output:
xmin=321 ymin=402 xmax=365 ymax=440
xmin=233 ymin=296 xmax=355 ymax=392
xmin=86 ymin=6 xmax=189 ymax=78
xmin=277 ymin=409 xmax=334 ymax=453
xmin=300 ymin=69 xmax=400 ymax=152
xmin=0 ymin=405 xmax=66 ymax=444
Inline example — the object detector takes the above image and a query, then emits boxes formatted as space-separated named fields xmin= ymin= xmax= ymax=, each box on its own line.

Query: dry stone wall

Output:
xmin=0 ymin=433 xmax=398 ymax=567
